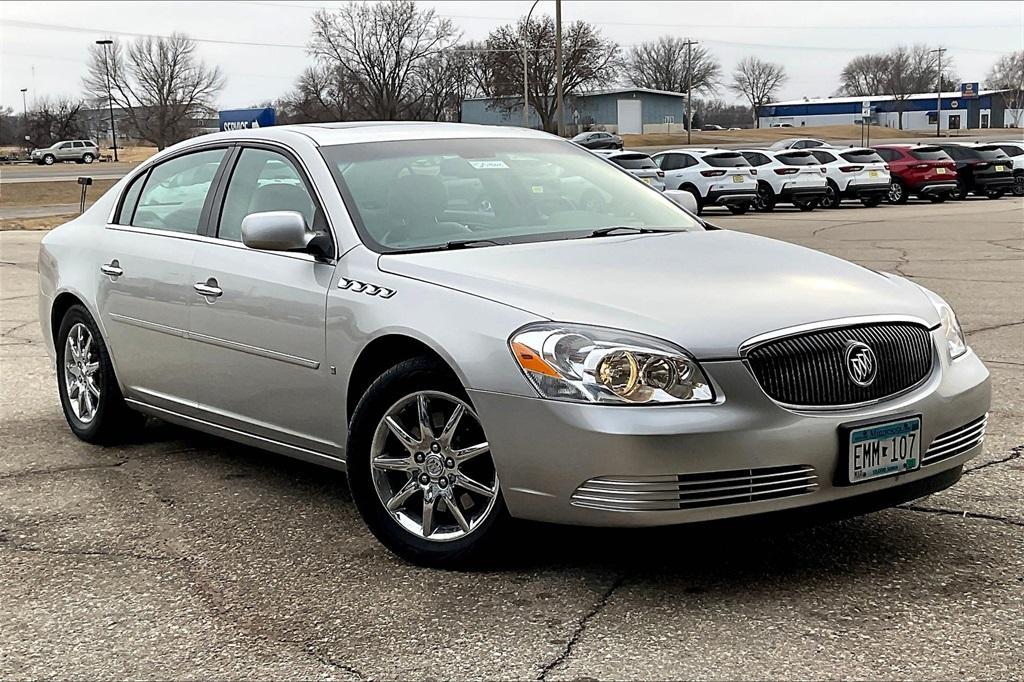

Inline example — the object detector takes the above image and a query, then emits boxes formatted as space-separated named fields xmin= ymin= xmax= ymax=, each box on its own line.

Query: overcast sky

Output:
xmin=2 ymin=0 xmax=1022 ymax=111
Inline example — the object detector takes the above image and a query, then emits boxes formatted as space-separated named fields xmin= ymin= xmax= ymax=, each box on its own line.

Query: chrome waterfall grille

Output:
xmin=923 ymin=414 xmax=988 ymax=465
xmin=745 ymin=323 xmax=934 ymax=407
xmin=570 ymin=465 xmax=818 ymax=512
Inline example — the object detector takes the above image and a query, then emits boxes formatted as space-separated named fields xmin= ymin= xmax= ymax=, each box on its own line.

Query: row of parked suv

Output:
xmin=594 ymin=138 xmax=1022 ymax=215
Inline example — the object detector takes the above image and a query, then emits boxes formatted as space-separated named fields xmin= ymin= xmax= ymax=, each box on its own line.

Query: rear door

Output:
xmin=188 ymin=144 xmax=337 ymax=452
xmin=701 ymin=152 xmax=756 ymax=193
xmin=97 ymin=146 xmax=230 ymax=413
xmin=775 ymin=151 xmax=826 ymax=189
xmin=837 ymin=149 xmax=889 ymax=187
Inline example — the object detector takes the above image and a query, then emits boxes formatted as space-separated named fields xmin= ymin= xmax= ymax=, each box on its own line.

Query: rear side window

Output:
xmin=997 ymin=144 xmax=1023 ymax=157
xmin=132 ymin=148 xmax=227 ymax=233
xmin=217 ymin=147 xmax=321 ymax=242
xmin=809 ymin=150 xmax=836 ymax=163
xmin=840 ymin=150 xmax=884 ymax=163
xmin=611 ymin=154 xmax=657 ymax=170
xmin=910 ymin=147 xmax=951 ymax=161
xmin=703 ymin=153 xmax=750 ymax=167
xmin=115 ymin=172 xmax=147 ymax=225
xmin=776 ymin=152 xmax=819 ymax=166
xmin=741 ymin=152 xmax=770 ymax=166
xmin=874 ymin=148 xmax=899 ymax=162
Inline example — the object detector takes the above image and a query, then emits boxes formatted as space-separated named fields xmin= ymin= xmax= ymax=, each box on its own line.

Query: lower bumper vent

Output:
xmin=923 ymin=414 xmax=987 ymax=465
xmin=570 ymin=465 xmax=818 ymax=512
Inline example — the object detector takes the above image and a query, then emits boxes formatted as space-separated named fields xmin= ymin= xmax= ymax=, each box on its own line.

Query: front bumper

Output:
xmin=706 ymin=188 xmax=757 ymax=205
xmin=471 ymin=337 xmax=990 ymax=527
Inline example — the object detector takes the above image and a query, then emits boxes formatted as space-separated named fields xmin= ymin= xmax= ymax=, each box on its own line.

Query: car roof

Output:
xmin=657 ymin=148 xmax=742 ymax=156
xmin=179 ymin=121 xmax=558 ymax=149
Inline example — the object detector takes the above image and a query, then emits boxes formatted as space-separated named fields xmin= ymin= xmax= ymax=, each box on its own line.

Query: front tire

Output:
xmin=954 ymin=179 xmax=969 ymax=201
xmin=347 ymin=357 xmax=508 ymax=568
xmin=860 ymin=195 xmax=883 ymax=208
xmin=56 ymin=305 xmax=144 ymax=444
xmin=753 ymin=182 xmax=776 ymax=212
xmin=725 ymin=202 xmax=750 ymax=215
xmin=925 ymin=193 xmax=947 ymax=203
xmin=820 ymin=181 xmax=841 ymax=208
xmin=793 ymin=198 xmax=818 ymax=211
xmin=1013 ymin=173 xmax=1024 ymax=197
xmin=984 ymin=189 xmax=1005 ymax=200
xmin=43 ymin=154 xmax=55 ymax=165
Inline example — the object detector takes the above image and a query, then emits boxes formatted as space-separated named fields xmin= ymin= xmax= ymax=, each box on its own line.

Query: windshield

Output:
xmin=321 ymin=138 xmax=702 ymax=252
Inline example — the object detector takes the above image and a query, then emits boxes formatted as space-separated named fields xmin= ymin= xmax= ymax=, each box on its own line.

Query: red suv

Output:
xmin=873 ymin=144 xmax=958 ymax=204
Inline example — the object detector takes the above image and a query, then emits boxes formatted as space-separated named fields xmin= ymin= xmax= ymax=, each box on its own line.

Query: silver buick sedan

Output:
xmin=38 ymin=123 xmax=991 ymax=566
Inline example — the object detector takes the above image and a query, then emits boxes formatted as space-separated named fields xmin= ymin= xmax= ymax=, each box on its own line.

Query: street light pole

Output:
xmin=96 ymin=39 xmax=118 ymax=162
xmin=682 ymin=39 xmax=697 ymax=143
xmin=522 ymin=0 xmax=540 ymax=128
xmin=19 ymin=88 xmax=28 ymax=154
xmin=930 ymin=47 xmax=946 ymax=139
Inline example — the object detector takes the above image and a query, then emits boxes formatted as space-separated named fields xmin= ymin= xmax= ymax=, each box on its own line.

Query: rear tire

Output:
xmin=753 ymin=183 xmax=776 ymax=212
xmin=686 ymin=188 xmax=704 ymax=215
xmin=725 ymin=202 xmax=750 ymax=215
xmin=1013 ymin=173 xmax=1024 ymax=197
xmin=820 ymin=181 xmax=841 ymax=208
xmin=347 ymin=357 xmax=509 ymax=568
xmin=56 ymin=305 xmax=144 ymax=444
xmin=888 ymin=180 xmax=908 ymax=204
xmin=82 ymin=153 xmax=94 ymax=164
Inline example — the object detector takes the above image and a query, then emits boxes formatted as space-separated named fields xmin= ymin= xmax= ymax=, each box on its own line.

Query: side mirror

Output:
xmin=241 ymin=210 xmax=313 ymax=252
xmin=663 ymin=189 xmax=699 ymax=214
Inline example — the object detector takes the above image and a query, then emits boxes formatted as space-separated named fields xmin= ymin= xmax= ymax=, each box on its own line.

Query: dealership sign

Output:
xmin=960 ymin=82 xmax=979 ymax=99
xmin=218 ymin=107 xmax=276 ymax=131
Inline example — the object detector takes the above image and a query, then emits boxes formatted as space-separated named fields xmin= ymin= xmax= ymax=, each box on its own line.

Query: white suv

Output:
xmin=651 ymin=148 xmax=757 ymax=214
xmin=990 ymin=141 xmax=1024 ymax=196
xmin=737 ymin=149 xmax=828 ymax=211
xmin=806 ymin=147 xmax=891 ymax=208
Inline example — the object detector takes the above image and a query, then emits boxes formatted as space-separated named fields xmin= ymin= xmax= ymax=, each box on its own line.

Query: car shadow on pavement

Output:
xmin=128 ymin=418 xmax=955 ymax=587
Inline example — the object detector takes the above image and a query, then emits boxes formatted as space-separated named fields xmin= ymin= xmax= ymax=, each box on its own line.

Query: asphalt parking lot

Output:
xmin=1 ymin=196 xmax=1022 ymax=679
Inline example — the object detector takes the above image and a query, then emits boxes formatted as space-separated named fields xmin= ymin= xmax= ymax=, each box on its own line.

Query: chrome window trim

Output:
xmin=738 ymin=314 xmax=937 ymax=356
xmin=105 ymin=224 xmax=327 ymax=264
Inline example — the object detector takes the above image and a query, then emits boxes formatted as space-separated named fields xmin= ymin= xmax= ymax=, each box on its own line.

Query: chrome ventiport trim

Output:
xmin=339 ymin=277 xmax=396 ymax=298
xmin=739 ymin=314 xmax=935 ymax=355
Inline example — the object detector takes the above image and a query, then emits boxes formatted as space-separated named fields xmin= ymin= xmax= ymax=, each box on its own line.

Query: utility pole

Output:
xmin=19 ymin=88 xmax=28 ymax=154
xmin=930 ymin=47 xmax=946 ymax=139
xmin=554 ymin=0 xmax=564 ymax=136
xmin=682 ymin=39 xmax=698 ymax=143
xmin=96 ymin=39 xmax=118 ymax=162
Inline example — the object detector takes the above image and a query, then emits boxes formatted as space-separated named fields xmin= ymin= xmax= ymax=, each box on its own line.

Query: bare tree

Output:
xmin=482 ymin=15 xmax=619 ymax=133
xmin=986 ymin=50 xmax=1024 ymax=127
xmin=23 ymin=97 xmax=88 ymax=148
xmin=729 ymin=57 xmax=787 ymax=128
xmin=277 ymin=65 xmax=357 ymax=123
xmin=85 ymin=34 xmax=223 ymax=150
xmin=412 ymin=46 xmax=483 ymax=122
xmin=308 ymin=0 xmax=460 ymax=120
xmin=838 ymin=54 xmax=890 ymax=96
xmin=882 ymin=45 xmax=956 ymax=130
xmin=624 ymin=37 xmax=720 ymax=95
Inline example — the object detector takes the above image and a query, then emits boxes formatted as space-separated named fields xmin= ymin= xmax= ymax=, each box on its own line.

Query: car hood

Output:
xmin=378 ymin=230 xmax=938 ymax=358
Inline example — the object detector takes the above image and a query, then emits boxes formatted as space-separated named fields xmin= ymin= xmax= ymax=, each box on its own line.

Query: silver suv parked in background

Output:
xmin=31 ymin=140 xmax=99 ymax=165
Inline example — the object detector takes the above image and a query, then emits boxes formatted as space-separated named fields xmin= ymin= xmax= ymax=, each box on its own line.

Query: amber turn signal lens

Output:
xmin=511 ymin=341 xmax=560 ymax=378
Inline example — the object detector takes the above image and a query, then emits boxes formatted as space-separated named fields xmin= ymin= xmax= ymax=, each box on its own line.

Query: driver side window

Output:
xmin=132 ymin=148 xmax=227 ymax=233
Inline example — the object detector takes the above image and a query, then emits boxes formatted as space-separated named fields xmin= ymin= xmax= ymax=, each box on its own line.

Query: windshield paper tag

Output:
xmin=467 ymin=159 xmax=509 ymax=170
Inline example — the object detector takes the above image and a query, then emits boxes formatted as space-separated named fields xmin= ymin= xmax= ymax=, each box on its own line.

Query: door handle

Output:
xmin=100 ymin=260 xmax=123 ymax=278
xmin=193 ymin=279 xmax=223 ymax=299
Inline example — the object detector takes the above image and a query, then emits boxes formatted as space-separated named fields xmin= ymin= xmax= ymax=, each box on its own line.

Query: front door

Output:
xmin=188 ymin=145 xmax=337 ymax=452
xmin=97 ymin=146 xmax=230 ymax=413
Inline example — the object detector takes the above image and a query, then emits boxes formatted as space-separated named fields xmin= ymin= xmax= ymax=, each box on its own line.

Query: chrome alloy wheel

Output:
xmin=63 ymin=323 xmax=100 ymax=423
xmin=370 ymin=391 xmax=498 ymax=542
xmin=888 ymin=181 xmax=903 ymax=203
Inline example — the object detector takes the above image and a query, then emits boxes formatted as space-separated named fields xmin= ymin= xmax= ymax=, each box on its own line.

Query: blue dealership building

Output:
xmin=757 ymin=88 xmax=1017 ymax=131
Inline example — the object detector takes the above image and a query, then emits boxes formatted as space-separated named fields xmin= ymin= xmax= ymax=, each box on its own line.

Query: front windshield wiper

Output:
xmin=581 ymin=226 xmax=682 ymax=238
xmin=443 ymin=238 xmax=506 ymax=249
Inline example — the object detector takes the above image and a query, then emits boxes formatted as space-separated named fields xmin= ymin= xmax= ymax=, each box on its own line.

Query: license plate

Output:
xmin=936 ymin=167 xmax=947 ymax=174
xmin=845 ymin=416 xmax=921 ymax=484
xmin=732 ymin=175 xmax=745 ymax=183
xmin=868 ymin=170 xmax=880 ymax=178
xmin=996 ymin=165 xmax=1005 ymax=172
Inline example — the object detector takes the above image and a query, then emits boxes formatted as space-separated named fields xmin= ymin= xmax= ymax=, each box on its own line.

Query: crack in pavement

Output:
xmin=0 ymin=460 xmax=127 ymax=480
xmin=899 ymin=504 xmax=1024 ymax=528
xmin=0 ymin=544 xmax=180 ymax=562
xmin=965 ymin=320 xmax=1024 ymax=335
xmin=303 ymin=646 xmax=367 ymax=680
xmin=537 ymin=573 xmax=626 ymax=681
xmin=964 ymin=444 xmax=1024 ymax=475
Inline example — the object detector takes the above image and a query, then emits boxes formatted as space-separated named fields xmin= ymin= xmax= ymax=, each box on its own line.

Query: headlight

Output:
xmin=920 ymin=287 xmax=967 ymax=359
xmin=509 ymin=323 xmax=714 ymax=404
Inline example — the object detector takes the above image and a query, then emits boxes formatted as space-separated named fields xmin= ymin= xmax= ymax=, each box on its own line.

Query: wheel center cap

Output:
xmin=424 ymin=455 xmax=444 ymax=477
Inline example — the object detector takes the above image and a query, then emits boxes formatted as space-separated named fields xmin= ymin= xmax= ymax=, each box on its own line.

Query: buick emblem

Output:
xmin=844 ymin=341 xmax=877 ymax=387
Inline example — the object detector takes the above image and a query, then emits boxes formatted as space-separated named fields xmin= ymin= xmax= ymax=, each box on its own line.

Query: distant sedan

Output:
xmin=571 ymin=131 xmax=623 ymax=150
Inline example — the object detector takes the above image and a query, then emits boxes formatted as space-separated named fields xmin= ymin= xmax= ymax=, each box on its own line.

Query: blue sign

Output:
xmin=960 ymin=82 xmax=979 ymax=99
xmin=218 ymin=107 xmax=276 ymax=131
